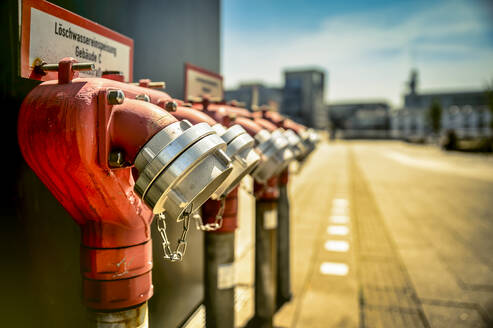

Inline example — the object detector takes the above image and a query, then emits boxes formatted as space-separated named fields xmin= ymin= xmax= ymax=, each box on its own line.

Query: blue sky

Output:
xmin=221 ymin=0 xmax=493 ymax=106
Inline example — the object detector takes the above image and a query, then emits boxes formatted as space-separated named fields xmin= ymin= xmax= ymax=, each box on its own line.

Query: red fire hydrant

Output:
xmin=18 ymin=58 xmax=233 ymax=326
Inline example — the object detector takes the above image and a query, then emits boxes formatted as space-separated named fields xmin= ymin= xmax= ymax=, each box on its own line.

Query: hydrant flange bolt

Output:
xmin=107 ymin=89 xmax=125 ymax=105
xmin=136 ymin=94 xmax=151 ymax=102
xmin=165 ymin=100 xmax=178 ymax=112
xmin=109 ymin=150 xmax=125 ymax=168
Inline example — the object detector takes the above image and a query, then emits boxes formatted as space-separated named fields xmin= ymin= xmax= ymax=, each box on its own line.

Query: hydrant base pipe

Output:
xmin=251 ymin=199 xmax=278 ymax=328
xmin=87 ymin=302 xmax=148 ymax=328
xmin=202 ymin=188 xmax=239 ymax=328
xmin=248 ymin=177 xmax=279 ymax=328
xmin=204 ymin=232 xmax=235 ymax=328
xmin=276 ymin=169 xmax=292 ymax=310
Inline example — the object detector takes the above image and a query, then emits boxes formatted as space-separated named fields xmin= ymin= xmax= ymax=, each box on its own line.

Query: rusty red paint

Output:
xmin=17 ymin=58 xmax=177 ymax=310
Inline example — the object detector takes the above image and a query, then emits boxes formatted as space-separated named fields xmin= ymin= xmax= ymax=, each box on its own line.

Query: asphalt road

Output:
xmin=276 ymin=140 xmax=493 ymax=328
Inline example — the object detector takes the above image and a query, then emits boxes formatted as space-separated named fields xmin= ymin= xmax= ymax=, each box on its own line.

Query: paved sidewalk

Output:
xmin=186 ymin=140 xmax=493 ymax=328
xmin=274 ymin=143 xmax=359 ymax=328
xmin=274 ymin=140 xmax=493 ymax=328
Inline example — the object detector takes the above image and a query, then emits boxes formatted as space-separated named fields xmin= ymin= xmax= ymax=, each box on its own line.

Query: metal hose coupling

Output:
xmin=284 ymin=129 xmax=306 ymax=160
xmin=298 ymin=129 xmax=316 ymax=159
xmin=251 ymin=128 xmax=295 ymax=183
xmin=134 ymin=120 xmax=233 ymax=221
xmin=271 ymin=128 xmax=295 ymax=174
xmin=307 ymin=128 xmax=321 ymax=145
xmin=210 ymin=124 xmax=261 ymax=199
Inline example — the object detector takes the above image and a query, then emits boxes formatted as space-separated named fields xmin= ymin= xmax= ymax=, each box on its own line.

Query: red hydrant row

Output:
xmin=17 ymin=58 xmax=319 ymax=325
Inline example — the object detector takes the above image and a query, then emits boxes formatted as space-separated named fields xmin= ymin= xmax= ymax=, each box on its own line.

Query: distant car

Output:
xmin=441 ymin=129 xmax=457 ymax=151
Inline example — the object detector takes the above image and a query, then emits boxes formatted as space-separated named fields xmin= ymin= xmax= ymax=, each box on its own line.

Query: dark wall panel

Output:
xmin=51 ymin=0 xmax=221 ymax=99
xmin=0 ymin=0 xmax=219 ymax=326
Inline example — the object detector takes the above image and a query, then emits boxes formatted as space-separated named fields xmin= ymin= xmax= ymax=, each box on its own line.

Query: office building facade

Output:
xmin=282 ymin=69 xmax=328 ymax=129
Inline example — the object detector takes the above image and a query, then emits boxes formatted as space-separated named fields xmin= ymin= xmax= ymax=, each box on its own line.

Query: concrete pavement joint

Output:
xmin=461 ymin=284 xmax=493 ymax=292
xmin=420 ymin=298 xmax=485 ymax=309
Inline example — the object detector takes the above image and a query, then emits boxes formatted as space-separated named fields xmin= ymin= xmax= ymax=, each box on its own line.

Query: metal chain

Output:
xmin=193 ymin=198 xmax=226 ymax=231
xmin=156 ymin=211 xmax=191 ymax=262
xmin=156 ymin=198 xmax=226 ymax=261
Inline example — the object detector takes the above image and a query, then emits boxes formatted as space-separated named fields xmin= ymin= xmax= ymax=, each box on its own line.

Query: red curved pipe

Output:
xmin=203 ymin=106 xmax=232 ymax=126
xmin=192 ymin=102 xmax=253 ymax=119
xmin=282 ymin=118 xmax=307 ymax=134
xmin=253 ymin=117 xmax=278 ymax=132
xmin=253 ymin=110 xmax=284 ymax=127
xmin=234 ymin=116 xmax=264 ymax=136
xmin=110 ymin=99 xmax=178 ymax=162
xmin=211 ymin=104 xmax=252 ymax=118
xmin=171 ymin=106 xmax=218 ymax=126
xmin=254 ymin=110 xmax=308 ymax=136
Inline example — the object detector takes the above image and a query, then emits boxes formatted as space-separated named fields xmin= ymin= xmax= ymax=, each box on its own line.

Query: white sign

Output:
xmin=264 ymin=208 xmax=278 ymax=229
xmin=217 ymin=262 xmax=235 ymax=290
xmin=20 ymin=0 xmax=133 ymax=82
xmin=185 ymin=63 xmax=223 ymax=102
xmin=29 ymin=8 xmax=130 ymax=79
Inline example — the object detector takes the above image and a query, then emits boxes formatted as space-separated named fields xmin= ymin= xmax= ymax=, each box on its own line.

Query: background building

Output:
xmin=225 ymin=82 xmax=283 ymax=111
xmin=282 ymin=69 xmax=328 ymax=129
xmin=226 ymin=68 xmax=329 ymax=129
xmin=328 ymin=101 xmax=390 ymax=139
xmin=391 ymin=71 xmax=492 ymax=141
xmin=1 ymin=1 xmax=219 ymax=327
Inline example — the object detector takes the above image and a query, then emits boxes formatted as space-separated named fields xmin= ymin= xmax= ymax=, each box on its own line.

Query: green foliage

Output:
xmin=427 ymin=99 xmax=442 ymax=134
xmin=486 ymin=79 xmax=493 ymax=129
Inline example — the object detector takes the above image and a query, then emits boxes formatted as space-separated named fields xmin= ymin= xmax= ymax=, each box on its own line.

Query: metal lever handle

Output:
xmin=39 ymin=62 xmax=95 ymax=71
xmin=130 ymin=81 xmax=166 ymax=89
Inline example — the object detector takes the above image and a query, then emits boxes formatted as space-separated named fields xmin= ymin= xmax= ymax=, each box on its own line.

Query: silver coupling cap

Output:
xmin=251 ymin=128 xmax=294 ymax=183
xmin=284 ymin=129 xmax=305 ymax=160
xmin=210 ymin=124 xmax=260 ymax=199
xmin=134 ymin=120 xmax=233 ymax=221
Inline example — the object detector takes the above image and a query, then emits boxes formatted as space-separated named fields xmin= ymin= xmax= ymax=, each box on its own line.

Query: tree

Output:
xmin=427 ymin=99 xmax=442 ymax=135
xmin=486 ymin=78 xmax=493 ymax=129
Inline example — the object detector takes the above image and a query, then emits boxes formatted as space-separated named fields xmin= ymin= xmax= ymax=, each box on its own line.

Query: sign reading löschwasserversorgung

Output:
xmin=20 ymin=0 xmax=133 ymax=82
